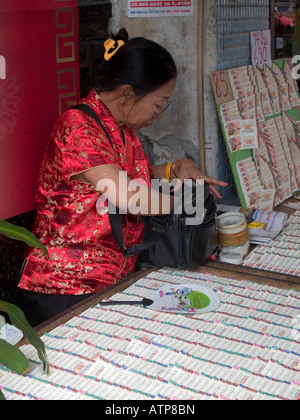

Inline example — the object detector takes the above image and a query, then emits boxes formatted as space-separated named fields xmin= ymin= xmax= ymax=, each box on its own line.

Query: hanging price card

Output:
xmin=209 ymin=70 xmax=233 ymax=105
xmin=251 ymin=30 xmax=272 ymax=69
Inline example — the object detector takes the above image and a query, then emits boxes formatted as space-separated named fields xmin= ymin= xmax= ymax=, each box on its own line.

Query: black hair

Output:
xmin=94 ymin=28 xmax=177 ymax=96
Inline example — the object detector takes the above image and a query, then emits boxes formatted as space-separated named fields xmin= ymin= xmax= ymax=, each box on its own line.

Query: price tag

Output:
xmin=210 ymin=70 xmax=233 ymax=105
xmin=251 ymin=30 xmax=272 ymax=69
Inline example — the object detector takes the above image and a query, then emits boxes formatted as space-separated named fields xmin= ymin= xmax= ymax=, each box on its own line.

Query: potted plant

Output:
xmin=0 ymin=219 xmax=49 ymax=400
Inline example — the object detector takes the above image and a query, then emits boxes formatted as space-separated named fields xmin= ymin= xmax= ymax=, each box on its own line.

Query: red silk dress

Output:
xmin=19 ymin=89 xmax=152 ymax=296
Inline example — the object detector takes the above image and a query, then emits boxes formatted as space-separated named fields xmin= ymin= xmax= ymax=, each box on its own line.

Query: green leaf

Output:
xmin=0 ymin=339 xmax=29 ymax=375
xmin=0 ymin=219 xmax=48 ymax=257
xmin=0 ymin=301 xmax=49 ymax=375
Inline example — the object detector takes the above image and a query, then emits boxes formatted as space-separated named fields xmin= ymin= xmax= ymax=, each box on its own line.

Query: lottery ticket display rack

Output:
xmin=1 ymin=264 xmax=299 ymax=401
xmin=210 ymin=58 xmax=300 ymax=211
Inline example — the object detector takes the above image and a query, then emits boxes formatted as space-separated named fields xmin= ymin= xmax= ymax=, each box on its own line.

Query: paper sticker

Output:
xmin=127 ymin=1 xmax=194 ymax=18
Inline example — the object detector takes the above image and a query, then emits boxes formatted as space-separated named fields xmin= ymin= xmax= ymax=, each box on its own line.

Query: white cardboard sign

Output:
xmin=251 ymin=30 xmax=272 ymax=69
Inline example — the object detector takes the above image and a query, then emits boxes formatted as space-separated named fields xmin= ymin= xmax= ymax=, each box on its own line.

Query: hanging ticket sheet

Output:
xmin=127 ymin=1 xmax=193 ymax=18
xmin=210 ymin=59 xmax=300 ymax=211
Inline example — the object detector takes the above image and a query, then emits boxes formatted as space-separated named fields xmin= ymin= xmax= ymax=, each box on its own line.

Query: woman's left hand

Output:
xmin=173 ymin=159 xmax=228 ymax=200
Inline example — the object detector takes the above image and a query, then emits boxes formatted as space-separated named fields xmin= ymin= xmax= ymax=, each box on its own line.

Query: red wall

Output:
xmin=0 ymin=0 xmax=80 ymax=219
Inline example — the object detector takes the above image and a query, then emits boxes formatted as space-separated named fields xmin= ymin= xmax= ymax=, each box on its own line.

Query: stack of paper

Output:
xmin=248 ymin=209 xmax=288 ymax=245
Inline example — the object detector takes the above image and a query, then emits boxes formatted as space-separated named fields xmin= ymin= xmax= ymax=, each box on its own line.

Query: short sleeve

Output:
xmin=53 ymin=111 xmax=121 ymax=181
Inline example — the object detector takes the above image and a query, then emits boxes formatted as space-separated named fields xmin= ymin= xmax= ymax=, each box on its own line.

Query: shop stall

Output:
xmin=0 ymin=1 xmax=300 ymax=402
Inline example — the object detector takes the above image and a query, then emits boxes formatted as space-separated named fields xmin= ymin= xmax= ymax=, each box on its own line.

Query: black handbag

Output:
xmin=109 ymin=182 xmax=218 ymax=269
xmin=71 ymin=104 xmax=218 ymax=269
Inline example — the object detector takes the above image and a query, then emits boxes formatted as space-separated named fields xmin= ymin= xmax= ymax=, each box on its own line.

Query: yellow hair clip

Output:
xmin=104 ymin=39 xmax=125 ymax=61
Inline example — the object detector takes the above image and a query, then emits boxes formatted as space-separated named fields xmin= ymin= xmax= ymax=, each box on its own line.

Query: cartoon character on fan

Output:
xmin=160 ymin=287 xmax=196 ymax=312
xmin=159 ymin=286 xmax=209 ymax=312
xmin=160 ymin=287 xmax=192 ymax=298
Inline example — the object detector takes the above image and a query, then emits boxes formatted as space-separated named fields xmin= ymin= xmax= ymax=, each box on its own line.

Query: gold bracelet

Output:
xmin=165 ymin=162 xmax=173 ymax=182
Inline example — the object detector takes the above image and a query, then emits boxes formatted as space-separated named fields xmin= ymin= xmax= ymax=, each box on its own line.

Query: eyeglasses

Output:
xmin=149 ymin=99 xmax=171 ymax=117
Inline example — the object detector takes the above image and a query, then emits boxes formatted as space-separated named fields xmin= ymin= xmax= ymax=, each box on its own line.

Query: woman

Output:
xmin=18 ymin=29 xmax=227 ymax=326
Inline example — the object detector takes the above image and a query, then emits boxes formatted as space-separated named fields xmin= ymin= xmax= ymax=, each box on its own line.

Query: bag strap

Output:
xmin=71 ymin=103 xmax=167 ymax=258
xmin=71 ymin=104 xmax=113 ymax=148
xmin=109 ymin=213 xmax=168 ymax=258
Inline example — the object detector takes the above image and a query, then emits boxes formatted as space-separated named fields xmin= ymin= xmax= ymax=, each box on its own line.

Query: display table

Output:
xmin=1 ymin=265 xmax=299 ymax=400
